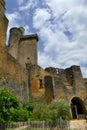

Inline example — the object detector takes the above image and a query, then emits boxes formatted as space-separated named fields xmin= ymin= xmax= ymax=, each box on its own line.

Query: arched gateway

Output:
xmin=71 ymin=97 xmax=86 ymax=119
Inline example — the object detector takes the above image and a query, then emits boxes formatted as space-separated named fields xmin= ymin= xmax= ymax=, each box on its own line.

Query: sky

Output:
xmin=5 ymin=0 xmax=87 ymax=77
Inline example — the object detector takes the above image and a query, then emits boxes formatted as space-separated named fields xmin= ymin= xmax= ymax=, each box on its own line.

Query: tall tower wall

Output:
xmin=0 ymin=1 xmax=29 ymax=102
xmin=0 ymin=0 xmax=8 ymax=47
xmin=18 ymin=34 xmax=38 ymax=68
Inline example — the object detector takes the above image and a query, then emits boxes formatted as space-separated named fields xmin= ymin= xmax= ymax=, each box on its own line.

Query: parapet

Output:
xmin=9 ymin=27 xmax=25 ymax=36
xmin=8 ymin=27 xmax=24 ymax=47
xmin=20 ymin=34 xmax=39 ymax=41
xmin=45 ymin=67 xmax=60 ymax=75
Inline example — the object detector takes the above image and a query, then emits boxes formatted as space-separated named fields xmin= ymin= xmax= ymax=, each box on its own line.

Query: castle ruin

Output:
xmin=0 ymin=0 xmax=87 ymax=119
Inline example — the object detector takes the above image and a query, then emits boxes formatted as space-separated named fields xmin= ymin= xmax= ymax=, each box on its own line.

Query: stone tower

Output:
xmin=8 ymin=27 xmax=24 ymax=59
xmin=18 ymin=34 xmax=38 ymax=68
xmin=0 ymin=0 xmax=8 ymax=47
xmin=8 ymin=27 xmax=38 ymax=68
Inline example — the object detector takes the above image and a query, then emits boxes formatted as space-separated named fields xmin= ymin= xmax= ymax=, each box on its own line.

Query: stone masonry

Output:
xmin=0 ymin=0 xmax=87 ymax=119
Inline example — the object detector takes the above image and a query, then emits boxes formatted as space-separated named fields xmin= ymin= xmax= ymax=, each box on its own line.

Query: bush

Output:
xmin=23 ymin=101 xmax=35 ymax=119
xmin=10 ymin=108 xmax=29 ymax=122
xmin=0 ymin=87 xmax=20 ymax=122
xmin=49 ymin=99 xmax=70 ymax=120
xmin=23 ymin=101 xmax=35 ymax=112
xmin=0 ymin=87 xmax=29 ymax=122
xmin=32 ymin=99 xmax=69 ymax=121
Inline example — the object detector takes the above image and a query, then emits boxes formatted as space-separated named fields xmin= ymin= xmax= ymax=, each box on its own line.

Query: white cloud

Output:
xmin=38 ymin=52 xmax=58 ymax=68
xmin=36 ymin=0 xmax=87 ymax=77
xmin=6 ymin=12 xmax=20 ymax=27
xmin=23 ymin=25 xmax=30 ymax=34
xmin=6 ymin=12 xmax=21 ymax=43
xmin=81 ymin=67 xmax=87 ymax=78
xmin=6 ymin=11 xmax=30 ymax=43
xmin=17 ymin=0 xmax=24 ymax=5
xmin=45 ymin=0 xmax=85 ymax=17
xmin=64 ymin=6 xmax=87 ymax=33
xmin=18 ymin=0 xmax=38 ymax=11
xmin=33 ymin=8 xmax=51 ymax=29
xmin=6 ymin=0 xmax=87 ymax=77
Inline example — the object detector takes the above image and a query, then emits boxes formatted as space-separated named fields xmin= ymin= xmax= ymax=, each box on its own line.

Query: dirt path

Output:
xmin=70 ymin=119 xmax=87 ymax=130
xmin=9 ymin=119 xmax=87 ymax=130
xmin=13 ymin=125 xmax=28 ymax=130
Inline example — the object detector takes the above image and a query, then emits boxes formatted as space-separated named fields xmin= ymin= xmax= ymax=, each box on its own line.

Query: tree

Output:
xmin=0 ymin=87 xmax=20 ymax=122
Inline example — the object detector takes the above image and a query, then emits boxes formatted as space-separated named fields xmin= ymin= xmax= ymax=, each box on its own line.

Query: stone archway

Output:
xmin=71 ymin=97 xmax=86 ymax=119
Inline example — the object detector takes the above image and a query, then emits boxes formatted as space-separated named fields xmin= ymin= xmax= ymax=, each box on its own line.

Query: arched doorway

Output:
xmin=71 ymin=97 xmax=86 ymax=119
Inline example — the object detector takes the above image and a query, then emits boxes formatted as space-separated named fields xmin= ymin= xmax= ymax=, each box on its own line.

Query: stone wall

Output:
xmin=0 ymin=50 xmax=29 ymax=102
xmin=18 ymin=34 xmax=38 ymax=68
xmin=84 ymin=78 xmax=87 ymax=89
xmin=24 ymin=64 xmax=50 ymax=103
xmin=65 ymin=65 xmax=86 ymax=95
xmin=44 ymin=76 xmax=54 ymax=103
xmin=44 ymin=66 xmax=87 ymax=105
xmin=0 ymin=0 xmax=8 ymax=47
xmin=30 ymin=65 xmax=45 ymax=93
xmin=0 ymin=0 xmax=29 ymax=102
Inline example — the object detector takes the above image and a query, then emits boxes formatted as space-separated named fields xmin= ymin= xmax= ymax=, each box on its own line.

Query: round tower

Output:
xmin=8 ymin=27 xmax=24 ymax=59
xmin=0 ymin=0 xmax=8 ymax=47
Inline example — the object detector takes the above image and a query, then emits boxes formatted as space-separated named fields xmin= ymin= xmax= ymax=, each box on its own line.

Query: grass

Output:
xmin=6 ymin=127 xmax=43 ymax=130
xmin=6 ymin=128 xmax=13 ymax=130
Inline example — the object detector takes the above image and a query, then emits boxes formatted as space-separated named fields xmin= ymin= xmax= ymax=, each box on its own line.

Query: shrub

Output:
xmin=23 ymin=101 xmax=35 ymax=112
xmin=49 ymin=99 xmax=70 ymax=120
xmin=23 ymin=101 xmax=35 ymax=119
xmin=0 ymin=87 xmax=29 ymax=122
xmin=0 ymin=87 xmax=20 ymax=122
xmin=32 ymin=99 xmax=69 ymax=121
xmin=10 ymin=108 xmax=29 ymax=122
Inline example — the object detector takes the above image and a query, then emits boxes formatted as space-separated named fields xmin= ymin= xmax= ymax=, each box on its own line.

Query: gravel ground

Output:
xmin=70 ymin=119 xmax=87 ymax=130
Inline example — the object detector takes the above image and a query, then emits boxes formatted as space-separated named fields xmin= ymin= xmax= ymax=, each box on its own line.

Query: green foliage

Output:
xmin=10 ymin=108 xmax=29 ymax=122
xmin=31 ymin=105 xmax=44 ymax=121
xmin=23 ymin=101 xmax=35 ymax=112
xmin=0 ymin=87 xmax=29 ymax=122
xmin=0 ymin=87 xmax=69 ymax=122
xmin=0 ymin=87 xmax=20 ymax=122
xmin=49 ymin=99 xmax=70 ymax=120
xmin=32 ymin=99 xmax=69 ymax=121
xmin=23 ymin=101 xmax=35 ymax=119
